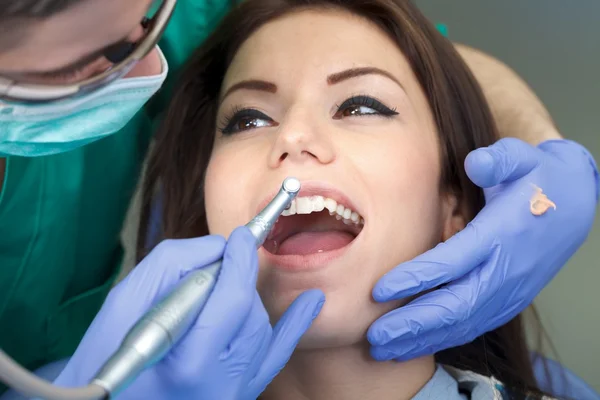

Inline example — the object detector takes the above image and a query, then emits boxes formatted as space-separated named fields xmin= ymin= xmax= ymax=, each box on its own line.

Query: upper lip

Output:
xmin=256 ymin=180 xmax=364 ymax=219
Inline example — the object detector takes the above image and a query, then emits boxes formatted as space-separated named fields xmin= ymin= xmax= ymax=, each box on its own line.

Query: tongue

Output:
xmin=277 ymin=231 xmax=354 ymax=256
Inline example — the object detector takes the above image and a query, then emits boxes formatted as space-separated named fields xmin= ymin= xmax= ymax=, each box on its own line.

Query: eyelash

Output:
xmin=218 ymin=107 xmax=277 ymax=135
xmin=334 ymin=95 xmax=398 ymax=119
xmin=218 ymin=95 xmax=398 ymax=135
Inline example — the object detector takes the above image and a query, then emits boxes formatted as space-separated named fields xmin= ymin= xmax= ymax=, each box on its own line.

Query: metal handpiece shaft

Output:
xmin=91 ymin=177 xmax=300 ymax=397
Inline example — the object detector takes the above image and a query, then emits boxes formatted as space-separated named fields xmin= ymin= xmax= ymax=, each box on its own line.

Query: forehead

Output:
xmin=224 ymin=10 xmax=412 ymax=87
xmin=0 ymin=0 xmax=152 ymax=73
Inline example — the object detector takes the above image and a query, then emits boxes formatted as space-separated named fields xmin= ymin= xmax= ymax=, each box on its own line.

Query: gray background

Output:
xmin=416 ymin=0 xmax=600 ymax=391
xmin=119 ymin=0 xmax=599 ymax=393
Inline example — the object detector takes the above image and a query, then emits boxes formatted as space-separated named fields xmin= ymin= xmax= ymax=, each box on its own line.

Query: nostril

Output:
xmin=279 ymin=153 xmax=289 ymax=162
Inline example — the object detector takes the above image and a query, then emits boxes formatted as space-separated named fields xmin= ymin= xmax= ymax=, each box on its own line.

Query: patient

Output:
xmin=138 ymin=0 xmax=554 ymax=398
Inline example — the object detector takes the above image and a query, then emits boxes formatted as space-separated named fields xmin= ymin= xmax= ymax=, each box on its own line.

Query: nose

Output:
xmin=268 ymin=110 xmax=336 ymax=168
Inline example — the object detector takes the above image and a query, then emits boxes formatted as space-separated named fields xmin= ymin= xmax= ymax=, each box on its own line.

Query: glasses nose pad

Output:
xmin=141 ymin=17 xmax=151 ymax=29
xmin=103 ymin=42 xmax=136 ymax=64
xmin=103 ymin=18 xmax=152 ymax=64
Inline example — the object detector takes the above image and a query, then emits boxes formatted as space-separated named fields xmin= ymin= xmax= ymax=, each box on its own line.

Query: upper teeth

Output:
xmin=281 ymin=196 xmax=365 ymax=225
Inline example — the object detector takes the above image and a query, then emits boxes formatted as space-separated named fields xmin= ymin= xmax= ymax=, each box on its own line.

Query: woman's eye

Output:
xmin=231 ymin=116 xmax=271 ymax=131
xmin=334 ymin=95 xmax=398 ymax=119
xmin=220 ymin=109 xmax=277 ymax=135
xmin=340 ymin=105 xmax=379 ymax=117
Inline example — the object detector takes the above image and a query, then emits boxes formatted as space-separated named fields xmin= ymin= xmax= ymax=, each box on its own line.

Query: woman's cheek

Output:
xmin=204 ymin=158 xmax=237 ymax=236
xmin=204 ymin=151 xmax=262 ymax=237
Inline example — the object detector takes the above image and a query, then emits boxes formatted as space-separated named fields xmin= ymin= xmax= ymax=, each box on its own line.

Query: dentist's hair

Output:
xmin=138 ymin=0 xmax=551 ymax=398
xmin=0 ymin=0 xmax=83 ymax=17
xmin=0 ymin=0 xmax=87 ymax=51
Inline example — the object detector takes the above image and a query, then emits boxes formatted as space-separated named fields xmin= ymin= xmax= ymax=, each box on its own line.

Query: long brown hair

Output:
xmin=138 ymin=0 xmax=549 ymax=397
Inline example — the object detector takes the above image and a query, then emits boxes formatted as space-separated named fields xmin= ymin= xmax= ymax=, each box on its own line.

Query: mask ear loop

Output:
xmin=103 ymin=18 xmax=151 ymax=64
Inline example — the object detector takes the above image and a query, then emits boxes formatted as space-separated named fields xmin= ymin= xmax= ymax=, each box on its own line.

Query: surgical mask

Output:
xmin=0 ymin=48 xmax=168 ymax=157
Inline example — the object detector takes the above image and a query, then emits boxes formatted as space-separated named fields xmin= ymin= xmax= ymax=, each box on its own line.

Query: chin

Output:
xmin=260 ymin=283 xmax=403 ymax=350
xmin=296 ymin=305 xmax=372 ymax=349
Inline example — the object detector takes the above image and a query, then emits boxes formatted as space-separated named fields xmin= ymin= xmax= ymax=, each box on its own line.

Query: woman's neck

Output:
xmin=262 ymin=342 xmax=436 ymax=400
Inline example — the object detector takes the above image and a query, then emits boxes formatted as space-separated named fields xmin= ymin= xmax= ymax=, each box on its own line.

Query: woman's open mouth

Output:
xmin=262 ymin=193 xmax=364 ymax=269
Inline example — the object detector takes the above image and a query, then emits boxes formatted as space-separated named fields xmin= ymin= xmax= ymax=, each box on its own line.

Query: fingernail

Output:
xmin=368 ymin=323 xmax=394 ymax=346
xmin=371 ymin=346 xmax=394 ymax=362
xmin=373 ymin=285 xmax=390 ymax=301
xmin=371 ymin=331 xmax=390 ymax=346
xmin=465 ymin=149 xmax=495 ymax=182
xmin=479 ymin=148 xmax=496 ymax=165
xmin=374 ymin=279 xmax=417 ymax=301
xmin=312 ymin=300 xmax=325 ymax=319
xmin=367 ymin=328 xmax=381 ymax=345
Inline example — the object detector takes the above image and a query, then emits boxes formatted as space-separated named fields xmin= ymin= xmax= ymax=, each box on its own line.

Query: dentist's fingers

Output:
xmin=372 ymin=220 xmax=491 ymax=302
xmin=171 ymin=227 xmax=259 ymax=372
xmin=115 ymin=235 xmax=227 ymax=304
xmin=223 ymin=291 xmax=274 ymax=389
xmin=465 ymin=138 xmax=541 ymax=188
xmin=248 ymin=289 xmax=325 ymax=398
xmin=369 ymin=266 xmax=490 ymax=347
xmin=370 ymin=322 xmax=465 ymax=362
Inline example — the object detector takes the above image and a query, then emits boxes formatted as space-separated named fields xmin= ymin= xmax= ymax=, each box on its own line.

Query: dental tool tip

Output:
xmin=283 ymin=177 xmax=301 ymax=194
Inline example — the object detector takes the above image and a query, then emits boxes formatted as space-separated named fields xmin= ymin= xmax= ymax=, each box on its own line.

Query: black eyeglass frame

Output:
xmin=0 ymin=0 xmax=177 ymax=104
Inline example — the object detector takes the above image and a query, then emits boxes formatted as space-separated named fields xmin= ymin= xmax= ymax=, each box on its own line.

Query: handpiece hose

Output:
xmin=92 ymin=177 xmax=301 ymax=397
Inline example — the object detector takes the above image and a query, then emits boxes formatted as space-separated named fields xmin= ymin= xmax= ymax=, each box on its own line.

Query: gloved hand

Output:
xmin=368 ymin=138 xmax=598 ymax=361
xmin=54 ymin=227 xmax=325 ymax=399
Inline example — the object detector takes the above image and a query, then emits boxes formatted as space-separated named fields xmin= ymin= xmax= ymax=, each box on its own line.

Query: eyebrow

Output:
xmin=327 ymin=67 xmax=404 ymax=89
xmin=219 ymin=67 xmax=404 ymax=103
xmin=220 ymin=80 xmax=278 ymax=103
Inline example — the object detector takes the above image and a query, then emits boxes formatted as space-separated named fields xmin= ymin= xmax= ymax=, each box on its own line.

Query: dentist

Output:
xmin=0 ymin=0 xmax=597 ymax=398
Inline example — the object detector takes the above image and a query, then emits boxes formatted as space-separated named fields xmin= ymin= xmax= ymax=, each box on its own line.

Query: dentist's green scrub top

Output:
xmin=0 ymin=0 xmax=231 ymax=392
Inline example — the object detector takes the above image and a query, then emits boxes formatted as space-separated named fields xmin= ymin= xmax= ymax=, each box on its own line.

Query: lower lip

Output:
xmin=261 ymin=231 xmax=360 ymax=271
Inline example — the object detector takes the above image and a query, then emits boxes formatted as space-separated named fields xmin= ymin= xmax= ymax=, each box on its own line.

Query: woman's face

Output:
xmin=204 ymin=10 xmax=463 ymax=348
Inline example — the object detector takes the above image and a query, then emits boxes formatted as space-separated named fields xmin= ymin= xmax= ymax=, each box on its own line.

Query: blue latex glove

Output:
xmin=368 ymin=138 xmax=598 ymax=361
xmin=54 ymin=227 xmax=325 ymax=399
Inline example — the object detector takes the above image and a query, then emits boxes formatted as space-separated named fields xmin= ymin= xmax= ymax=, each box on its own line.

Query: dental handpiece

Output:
xmin=91 ymin=177 xmax=301 ymax=397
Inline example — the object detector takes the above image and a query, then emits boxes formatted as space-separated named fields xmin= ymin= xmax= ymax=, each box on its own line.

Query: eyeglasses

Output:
xmin=0 ymin=0 xmax=176 ymax=104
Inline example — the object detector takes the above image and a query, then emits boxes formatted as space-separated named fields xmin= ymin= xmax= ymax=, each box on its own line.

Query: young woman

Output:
xmin=139 ymin=0 xmax=555 ymax=398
